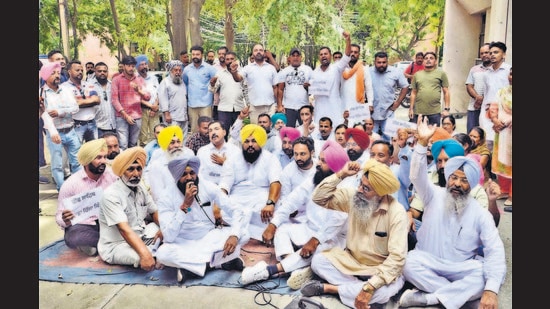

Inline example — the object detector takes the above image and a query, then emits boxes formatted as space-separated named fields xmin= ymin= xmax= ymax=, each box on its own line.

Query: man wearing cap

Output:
xmin=219 ymin=124 xmax=283 ymax=241
xmin=56 ymin=139 xmax=118 ymax=256
xmin=143 ymin=125 xmax=194 ymax=202
xmin=155 ymin=153 xmax=249 ymax=283
xmin=241 ymin=140 xmax=348 ymax=288
xmin=111 ymin=55 xmax=152 ymax=150
xmin=341 ymin=43 xmax=374 ymax=127
xmin=98 ymin=147 xmax=162 ymax=271
xmin=398 ymin=117 xmax=505 ymax=309
xmin=40 ymin=61 xmax=82 ymax=191
xmin=135 ymin=54 xmax=160 ymax=147
xmin=300 ymin=158 xmax=408 ymax=309
xmin=158 ymin=59 xmax=189 ymax=138
xmin=276 ymin=48 xmax=314 ymax=128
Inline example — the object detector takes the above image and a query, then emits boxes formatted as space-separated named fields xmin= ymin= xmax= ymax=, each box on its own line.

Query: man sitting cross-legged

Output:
xmin=155 ymin=153 xmax=249 ymax=283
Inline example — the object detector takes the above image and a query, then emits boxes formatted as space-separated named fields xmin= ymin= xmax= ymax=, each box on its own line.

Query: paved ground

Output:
xmin=39 ymin=107 xmax=512 ymax=308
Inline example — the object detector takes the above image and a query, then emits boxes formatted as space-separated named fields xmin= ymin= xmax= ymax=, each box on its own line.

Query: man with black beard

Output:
xmin=103 ymin=132 xmax=120 ymax=162
xmin=241 ymin=140 xmax=348 ymax=289
xmin=98 ymin=147 xmax=163 ymax=271
xmin=155 ymin=153 xmax=249 ymax=283
xmin=56 ymin=139 xmax=118 ymax=256
xmin=158 ymin=60 xmax=189 ymax=137
xmin=339 ymin=127 xmax=371 ymax=189
xmin=274 ymin=126 xmax=301 ymax=169
xmin=219 ymin=124 xmax=282 ymax=241
xmin=300 ymin=158 xmax=407 ymax=309
xmin=135 ymin=55 xmax=160 ymax=147
xmin=398 ymin=117 xmax=505 ymax=309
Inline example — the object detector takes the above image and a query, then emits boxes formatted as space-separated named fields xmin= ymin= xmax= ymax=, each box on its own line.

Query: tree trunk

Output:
xmin=224 ymin=0 xmax=236 ymax=50
xmin=58 ymin=0 xmax=70 ymax=59
xmin=188 ymin=0 xmax=205 ymax=46
xmin=109 ymin=0 xmax=126 ymax=60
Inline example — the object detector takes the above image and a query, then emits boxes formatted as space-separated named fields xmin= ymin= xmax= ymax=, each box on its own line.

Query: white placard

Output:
xmin=348 ymin=103 xmax=371 ymax=125
xmin=384 ymin=118 xmax=417 ymax=139
xmin=308 ymin=79 xmax=330 ymax=96
xmin=210 ymin=244 xmax=241 ymax=268
xmin=63 ymin=187 xmax=103 ymax=225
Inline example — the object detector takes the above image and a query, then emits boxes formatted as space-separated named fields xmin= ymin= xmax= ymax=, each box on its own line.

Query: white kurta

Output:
xmin=155 ymin=178 xmax=249 ymax=276
xmin=219 ymin=149 xmax=282 ymax=240
xmin=310 ymin=54 xmax=351 ymax=126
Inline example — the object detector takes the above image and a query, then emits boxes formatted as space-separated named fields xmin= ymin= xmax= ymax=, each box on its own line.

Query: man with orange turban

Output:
xmin=98 ymin=146 xmax=163 ymax=271
xmin=219 ymin=124 xmax=283 ymax=241
xmin=300 ymin=158 xmax=407 ymax=309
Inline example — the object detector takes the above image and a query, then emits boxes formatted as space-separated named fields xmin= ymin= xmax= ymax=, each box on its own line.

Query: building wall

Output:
xmin=443 ymin=0 xmax=512 ymax=114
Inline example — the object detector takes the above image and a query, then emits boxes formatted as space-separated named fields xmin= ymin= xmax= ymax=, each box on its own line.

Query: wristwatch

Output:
xmin=266 ymin=199 xmax=275 ymax=206
xmin=444 ymin=107 xmax=450 ymax=111
xmin=362 ymin=283 xmax=375 ymax=294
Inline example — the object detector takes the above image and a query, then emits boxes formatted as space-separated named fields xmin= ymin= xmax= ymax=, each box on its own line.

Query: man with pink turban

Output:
xmin=275 ymin=126 xmax=302 ymax=168
xmin=219 ymin=124 xmax=282 ymax=241
xmin=241 ymin=139 xmax=349 ymax=289
xmin=398 ymin=117 xmax=505 ymax=309
xmin=300 ymin=157 xmax=408 ymax=309
xmin=98 ymin=147 xmax=163 ymax=271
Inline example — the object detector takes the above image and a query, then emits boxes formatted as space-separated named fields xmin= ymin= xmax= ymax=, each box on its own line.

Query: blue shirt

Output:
xmin=183 ymin=62 xmax=217 ymax=108
xmin=369 ymin=66 xmax=409 ymax=120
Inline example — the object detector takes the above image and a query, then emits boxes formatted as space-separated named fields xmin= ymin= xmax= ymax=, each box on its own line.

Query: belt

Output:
xmin=74 ymin=119 xmax=95 ymax=125
xmin=57 ymin=126 xmax=74 ymax=134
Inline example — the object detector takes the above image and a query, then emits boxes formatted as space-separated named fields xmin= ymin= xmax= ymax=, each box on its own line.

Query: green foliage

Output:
xmin=39 ymin=0 xmax=444 ymax=64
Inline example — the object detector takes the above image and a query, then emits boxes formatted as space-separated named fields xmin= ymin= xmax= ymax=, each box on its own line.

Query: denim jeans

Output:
xmin=39 ymin=117 xmax=46 ymax=167
xmin=46 ymin=128 xmax=82 ymax=191
xmin=74 ymin=120 xmax=98 ymax=144
xmin=116 ymin=117 xmax=142 ymax=150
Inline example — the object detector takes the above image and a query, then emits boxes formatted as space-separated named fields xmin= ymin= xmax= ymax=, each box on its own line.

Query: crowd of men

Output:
xmin=39 ymin=29 xmax=511 ymax=308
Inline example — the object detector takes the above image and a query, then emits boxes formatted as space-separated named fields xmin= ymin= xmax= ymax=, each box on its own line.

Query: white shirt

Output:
xmin=241 ymin=62 xmax=278 ymax=106
xmin=196 ymin=142 xmax=240 ymax=184
xmin=277 ymin=64 xmax=314 ymax=110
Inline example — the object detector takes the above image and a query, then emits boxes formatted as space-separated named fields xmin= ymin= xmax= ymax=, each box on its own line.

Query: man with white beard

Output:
xmin=398 ymin=116 xmax=506 ymax=309
xmin=300 ymin=159 xmax=408 ymax=309
xmin=143 ymin=125 xmax=194 ymax=202
xmin=158 ymin=60 xmax=189 ymax=140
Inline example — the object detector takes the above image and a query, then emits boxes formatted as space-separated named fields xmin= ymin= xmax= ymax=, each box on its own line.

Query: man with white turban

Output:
xmin=398 ymin=116 xmax=506 ymax=309
xmin=154 ymin=153 xmax=249 ymax=284
xmin=56 ymin=139 xmax=118 ymax=256
xmin=300 ymin=158 xmax=408 ymax=309
xmin=158 ymin=59 xmax=189 ymax=136
xmin=219 ymin=124 xmax=282 ymax=241
xmin=98 ymin=147 xmax=163 ymax=271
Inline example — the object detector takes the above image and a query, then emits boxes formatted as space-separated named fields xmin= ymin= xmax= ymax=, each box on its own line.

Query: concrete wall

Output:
xmin=443 ymin=0 xmax=512 ymax=113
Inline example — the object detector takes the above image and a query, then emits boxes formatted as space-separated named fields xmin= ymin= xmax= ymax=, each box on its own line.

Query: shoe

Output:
xmin=177 ymin=268 xmax=194 ymax=284
xmin=504 ymin=206 xmax=512 ymax=213
xmin=287 ymin=266 xmax=313 ymax=290
xmin=39 ymin=176 xmax=50 ymax=184
xmin=77 ymin=246 xmax=97 ymax=256
xmin=496 ymin=193 xmax=509 ymax=200
xmin=240 ymin=260 xmax=269 ymax=285
xmin=221 ymin=257 xmax=244 ymax=271
xmin=398 ymin=288 xmax=428 ymax=307
xmin=300 ymin=280 xmax=324 ymax=297
xmin=503 ymin=198 xmax=512 ymax=206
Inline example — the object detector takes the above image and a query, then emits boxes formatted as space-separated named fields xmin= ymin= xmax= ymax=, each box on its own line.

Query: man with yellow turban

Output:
xmin=219 ymin=123 xmax=282 ymax=241
xmin=98 ymin=147 xmax=163 ymax=271
xmin=56 ymin=139 xmax=118 ymax=256
xmin=398 ymin=117 xmax=505 ymax=309
xmin=300 ymin=158 xmax=408 ymax=309
xmin=142 ymin=125 xmax=194 ymax=202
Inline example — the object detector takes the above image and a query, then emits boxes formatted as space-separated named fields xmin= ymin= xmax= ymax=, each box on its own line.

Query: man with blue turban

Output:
xmin=399 ymin=117 xmax=506 ymax=309
xmin=154 ymin=153 xmax=249 ymax=284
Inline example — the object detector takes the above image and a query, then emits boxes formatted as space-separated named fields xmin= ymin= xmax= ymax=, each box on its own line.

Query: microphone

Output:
xmin=194 ymin=194 xmax=202 ymax=206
